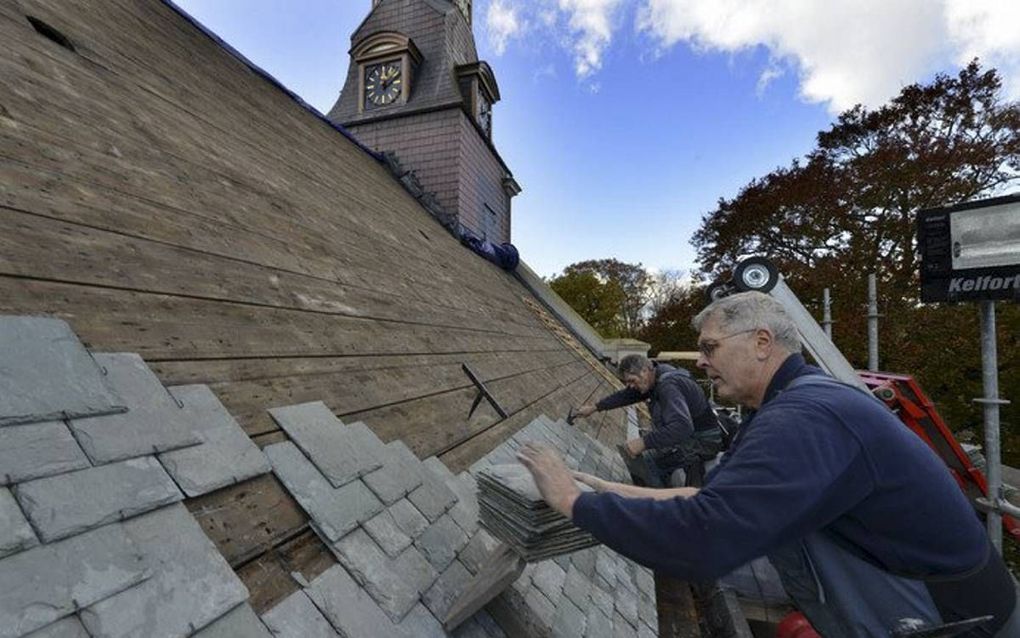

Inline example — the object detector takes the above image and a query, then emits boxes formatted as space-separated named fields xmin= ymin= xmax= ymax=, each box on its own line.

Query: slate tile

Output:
xmin=268 ymin=402 xmax=380 ymax=487
xmin=191 ymin=603 xmax=272 ymax=638
xmin=408 ymin=467 xmax=457 ymax=523
xmin=395 ymin=543 xmax=441 ymax=597
xmin=305 ymin=564 xmax=393 ymax=638
xmin=364 ymin=439 xmax=425 ymax=505
xmin=67 ymin=353 xmax=201 ymax=463
xmin=590 ymin=584 xmax=615 ymax=617
xmin=584 ymin=605 xmax=614 ymax=638
xmin=458 ymin=528 xmax=502 ymax=575
xmin=80 ymin=503 xmax=248 ymax=638
xmin=614 ymin=585 xmax=639 ymax=628
xmin=395 ymin=603 xmax=446 ymax=638
xmin=0 ymin=522 xmax=149 ymax=638
xmin=572 ymin=548 xmax=597 ymax=578
xmin=266 ymin=442 xmax=382 ymax=542
xmin=635 ymin=568 xmax=655 ymax=597
xmin=389 ymin=497 xmax=430 ymax=538
xmin=23 ymin=616 xmax=90 ymax=638
xmin=451 ymin=617 xmax=489 ymax=638
xmin=347 ymin=421 xmax=388 ymax=462
xmin=158 ymin=385 xmax=270 ymax=497
xmin=524 ymin=587 xmax=556 ymax=629
xmin=563 ymin=564 xmax=592 ymax=610
xmin=0 ymin=421 xmax=90 ymax=486
xmin=531 ymin=560 xmax=566 ymax=605
xmin=332 ymin=528 xmax=432 ymax=621
xmin=415 ymin=513 xmax=469 ymax=571
xmin=261 ymin=589 xmax=339 ymax=638
xmin=421 ymin=559 xmax=472 ymax=619
xmin=637 ymin=622 xmax=657 ymax=638
xmin=471 ymin=609 xmax=507 ymax=638
xmin=612 ymin=612 xmax=636 ymax=638
xmin=446 ymin=472 xmax=480 ymax=535
xmin=552 ymin=598 xmax=587 ymax=638
xmin=364 ymin=508 xmax=413 ymax=557
xmin=0 ymin=486 xmax=37 ymax=559
xmin=423 ymin=456 xmax=456 ymax=482
xmin=0 ymin=316 xmax=125 ymax=427
xmin=15 ymin=456 xmax=182 ymax=543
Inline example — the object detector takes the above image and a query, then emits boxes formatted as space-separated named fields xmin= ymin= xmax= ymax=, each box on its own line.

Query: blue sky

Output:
xmin=172 ymin=0 xmax=1020 ymax=278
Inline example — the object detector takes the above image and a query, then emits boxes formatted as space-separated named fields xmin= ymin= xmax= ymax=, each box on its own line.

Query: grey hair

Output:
xmin=617 ymin=354 xmax=652 ymax=377
xmin=692 ymin=291 xmax=802 ymax=353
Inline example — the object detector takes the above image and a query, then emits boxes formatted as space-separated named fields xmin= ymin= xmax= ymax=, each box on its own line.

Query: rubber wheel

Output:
xmin=705 ymin=281 xmax=731 ymax=303
xmin=733 ymin=257 xmax=778 ymax=293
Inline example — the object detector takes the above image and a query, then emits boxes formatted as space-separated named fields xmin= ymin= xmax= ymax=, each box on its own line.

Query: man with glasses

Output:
xmin=519 ymin=291 xmax=1018 ymax=636
xmin=572 ymin=353 xmax=721 ymax=487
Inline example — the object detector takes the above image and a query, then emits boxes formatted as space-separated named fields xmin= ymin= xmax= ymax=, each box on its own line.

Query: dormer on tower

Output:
xmin=328 ymin=0 xmax=519 ymax=244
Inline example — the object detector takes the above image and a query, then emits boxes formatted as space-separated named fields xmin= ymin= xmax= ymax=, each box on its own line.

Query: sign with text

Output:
xmin=918 ymin=194 xmax=1020 ymax=302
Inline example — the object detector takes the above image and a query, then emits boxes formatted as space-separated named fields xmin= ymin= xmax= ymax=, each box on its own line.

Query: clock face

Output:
xmin=478 ymin=98 xmax=492 ymax=136
xmin=364 ymin=61 xmax=402 ymax=108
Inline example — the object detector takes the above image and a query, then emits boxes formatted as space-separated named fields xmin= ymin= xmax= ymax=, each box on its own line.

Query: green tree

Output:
xmin=561 ymin=259 xmax=652 ymax=335
xmin=691 ymin=61 xmax=1019 ymax=452
xmin=549 ymin=269 xmax=628 ymax=338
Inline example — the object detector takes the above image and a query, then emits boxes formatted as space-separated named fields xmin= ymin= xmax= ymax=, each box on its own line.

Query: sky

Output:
xmin=172 ymin=0 xmax=1020 ymax=278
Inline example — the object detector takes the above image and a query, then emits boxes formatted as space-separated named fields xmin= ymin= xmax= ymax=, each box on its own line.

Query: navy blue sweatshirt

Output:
xmin=595 ymin=364 xmax=718 ymax=450
xmin=573 ymin=354 xmax=992 ymax=583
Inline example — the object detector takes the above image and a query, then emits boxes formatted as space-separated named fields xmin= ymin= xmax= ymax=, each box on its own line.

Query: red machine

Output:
xmin=858 ymin=370 xmax=1020 ymax=541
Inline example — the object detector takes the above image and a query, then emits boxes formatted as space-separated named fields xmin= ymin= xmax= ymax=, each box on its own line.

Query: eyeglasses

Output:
xmin=697 ymin=329 xmax=757 ymax=358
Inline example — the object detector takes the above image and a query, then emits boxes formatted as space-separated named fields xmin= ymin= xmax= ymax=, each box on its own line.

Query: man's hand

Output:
xmin=516 ymin=443 xmax=581 ymax=518
xmin=624 ymin=437 xmax=646 ymax=458
xmin=575 ymin=404 xmax=597 ymax=419
xmin=572 ymin=471 xmax=608 ymax=493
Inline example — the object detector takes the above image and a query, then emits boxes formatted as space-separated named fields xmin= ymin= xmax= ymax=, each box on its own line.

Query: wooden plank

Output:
xmin=0 ymin=278 xmax=561 ymax=361
xmin=236 ymin=528 xmax=337 ymax=616
xmin=185 ymin=473 xmax=308 ymax=568
xmin=0 ymin=205 xmax=551 ymax=338
xmin=656 ymin=573 xmax=703 ymax=638
xmin=440 ymin=371 xmax=605 ymax=472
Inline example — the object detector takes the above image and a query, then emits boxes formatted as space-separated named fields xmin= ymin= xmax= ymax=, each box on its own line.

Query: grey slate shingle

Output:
xmin=67 ymin=353 xmax=201 ymax=464
xmin=590 ymin=584 xmax=615 ymax=619
xmin=305 ymin=564 xmax=393 ymax=638
xmin=614 ymin=586 xmax=639 ymax=629
xmin=158 ymin=385 xmax=270 ymax=497
xmin=0 ymin=421 xmax=90 ymax=486
xmin=458 ymin=527 xmax=501 ymax=575
xmin=0 ymin=316 xmax=125 ymax=427
xmin=531 ymin=561 xmax=567 ymax=605
xmin=0 ymin=486 xmax=37 ymax=559
xmin=260 ymin=589 xmax=340 ymax=638
xmin=15 ymin=456 xmax=183 ymax=543
xmin=363 ymin=508 xmax=413 ymax=558
xmin=190 ymin=603 xmax=272 ymax=638
xmin=523 ymin=587 xmax=556 ymax=629
xmin=332 ymin=528 xmax=435 ymax=622
xmin=363 ymin=439 xmax=425 ymax=505
xmin=266 ymin=442 xmax=383 ymax=542
xmin=415 ymin=513 xmax=468 ymax=571
xmin=584 ymin=605 xmax=614 ymax=638
xmin=552 ymin=598 xmax=587 ymax=638
xmin=396 ymin=603 xmax=447 ymax=638
xmin=22 ymin=616 xmax=90 ymax=638
xmin=268 ymin=402 xmax=381 ymax=487
xmin=562 ymin=564 xmax=592 ymax=610
xmin=0 ymin=522 xmax=149 ymax=638
xmin=421 ymin=559 xmax=472 ymax=619
xmin=388 ymin=497 xmax=430 ymax=538
xmin=79 ymin=503 xmax=248 ymax=638
xmin=408 ymin=467 xmax=458 ymax=523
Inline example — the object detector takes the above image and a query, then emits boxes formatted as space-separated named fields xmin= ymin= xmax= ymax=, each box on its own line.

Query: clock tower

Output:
xmin=329 ymin=0 xmax=520 ymax=243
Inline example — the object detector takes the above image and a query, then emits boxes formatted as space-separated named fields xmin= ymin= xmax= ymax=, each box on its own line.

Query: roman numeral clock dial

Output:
xmin=364 ymin=61 xmax=402 ymax=108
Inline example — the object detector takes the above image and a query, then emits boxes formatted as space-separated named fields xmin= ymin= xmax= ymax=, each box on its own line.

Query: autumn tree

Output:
xmin=549 ymin=269 xmax=628 ymax=337
xmin=556 ymin=259 xmax=652 ymax=335
xmin=690 ymin=61 xmax=1019 ymax=442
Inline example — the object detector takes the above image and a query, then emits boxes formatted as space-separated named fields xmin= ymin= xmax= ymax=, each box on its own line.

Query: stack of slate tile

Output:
xmin=470 ymin=415 xmax=660 ymax=638
xmin=477 ymin=464 xmax=598 ymax=561
xmin=0 ymin=316 xmax=275 ymax=637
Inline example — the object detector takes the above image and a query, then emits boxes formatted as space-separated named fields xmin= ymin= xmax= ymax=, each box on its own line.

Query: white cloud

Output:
xmin=636 ymin=0 xmax=950 ymax=113
xmin=557 ymin=0 xmax=625 ymax=77
xmin=945 ymin=0 xmax=1020 ymax=99
xmin=756 ymin=60 xmax=783 ymax=97
xmin=486 ymin=0 xmax=523 ymax=55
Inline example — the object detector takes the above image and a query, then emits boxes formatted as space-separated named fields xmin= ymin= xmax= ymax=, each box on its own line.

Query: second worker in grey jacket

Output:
xmin=575 ymin=354 xmax=722 ymax=486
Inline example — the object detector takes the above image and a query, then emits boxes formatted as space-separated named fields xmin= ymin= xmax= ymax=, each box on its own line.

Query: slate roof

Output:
xmin=259 ymin=401 xmax=658 ymax=637
xmin=0 ymin=316 xmax=273 ymax=637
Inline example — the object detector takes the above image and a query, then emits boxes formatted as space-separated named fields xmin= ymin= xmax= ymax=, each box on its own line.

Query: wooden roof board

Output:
xmin=0 ymin=0 xmax=631 ymax=615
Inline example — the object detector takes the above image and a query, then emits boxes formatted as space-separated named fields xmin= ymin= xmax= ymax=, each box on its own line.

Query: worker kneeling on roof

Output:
xmin=520 ymin=291 xmax=1018 ymax=637
xmin=573 ymin=353 xmax=722 ymax=487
